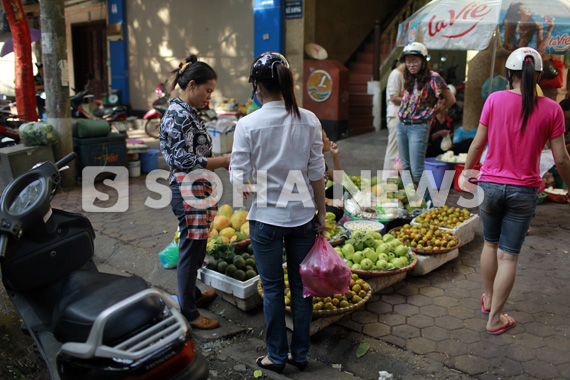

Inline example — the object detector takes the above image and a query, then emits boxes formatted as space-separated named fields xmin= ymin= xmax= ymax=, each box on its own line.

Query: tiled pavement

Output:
xmin=49 ymin=127 xmax=570 ymax=379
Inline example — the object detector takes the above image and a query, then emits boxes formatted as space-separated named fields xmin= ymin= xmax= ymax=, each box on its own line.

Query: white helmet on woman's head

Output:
xmin=505 ymin=47 xmax=543 ymax=71
xmin=402 ymin=42 xmax=428 ymax=59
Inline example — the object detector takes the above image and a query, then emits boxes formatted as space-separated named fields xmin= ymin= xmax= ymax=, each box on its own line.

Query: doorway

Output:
xmin=71 ymin=20 xmax=108 ymax=104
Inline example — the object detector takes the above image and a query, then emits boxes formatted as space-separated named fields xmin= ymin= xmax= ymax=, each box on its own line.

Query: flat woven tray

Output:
xmin=350 ymin=252 xmax=418 ymax=278
xmin=257 ymin=279 xmax=372 ymax=319
xmin=388 ymin=226 xmax=460 ymax=255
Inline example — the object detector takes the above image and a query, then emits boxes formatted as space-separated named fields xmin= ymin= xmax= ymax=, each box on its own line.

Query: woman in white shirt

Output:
xmin=230 ymin=52 xmax=326 ymax=373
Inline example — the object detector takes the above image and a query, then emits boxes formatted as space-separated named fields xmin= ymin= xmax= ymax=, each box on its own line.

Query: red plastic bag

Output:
xmin=299 ymin=236 xmax=351 ymax=298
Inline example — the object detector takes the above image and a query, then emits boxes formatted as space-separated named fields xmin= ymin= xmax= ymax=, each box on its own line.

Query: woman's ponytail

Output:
xmin=519 ymin=55 xmax=538 ymax=131
xmin=275 ymin=64 xmax=300 ymax=119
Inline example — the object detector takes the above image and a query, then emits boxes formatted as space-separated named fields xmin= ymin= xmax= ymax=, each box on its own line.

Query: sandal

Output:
xmin=287 ymin=355 xmax=308 ymax=371
xmin=487 ymin=315 xmax=516 ymax=335
xmin=481 ymin=294 xmax=490 ymax=314
xmin=256 ymin=356 xmax=285 ymax=373
xmin=189 ymin=315 xmax=219 ymax=330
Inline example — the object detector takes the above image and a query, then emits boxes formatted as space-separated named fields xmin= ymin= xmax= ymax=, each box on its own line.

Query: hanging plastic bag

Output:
xmin=440 ymin=133 xmax=452 ymax=151
xmin=158 ymin=228 xmax=180 ymax=269
xmin=299 ymin=236 xmax=351 ymax=298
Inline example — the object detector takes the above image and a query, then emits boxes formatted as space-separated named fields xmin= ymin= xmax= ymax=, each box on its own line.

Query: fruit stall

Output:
xmin=196 ymin=176 xmax=481 ymax=333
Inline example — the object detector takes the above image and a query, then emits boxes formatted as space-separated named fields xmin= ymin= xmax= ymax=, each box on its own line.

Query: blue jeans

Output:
xmin=478 ymin=181 xmax=538 ymax=255
xmin=396 ymin=121 xmax=430 ymax=183
xmin=249 ymin=219 xmax=316 ymax=365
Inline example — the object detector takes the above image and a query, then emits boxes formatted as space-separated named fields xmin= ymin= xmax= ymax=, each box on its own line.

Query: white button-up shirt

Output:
xmin=230 ymin=100 xmax=325 ymax=227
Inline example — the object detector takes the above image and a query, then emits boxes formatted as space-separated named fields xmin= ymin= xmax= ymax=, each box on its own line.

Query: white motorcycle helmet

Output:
xmin=402 ymin=42 xmax=429 ymax=59
xmin=505 ymin=47 xmax=543 ymax=71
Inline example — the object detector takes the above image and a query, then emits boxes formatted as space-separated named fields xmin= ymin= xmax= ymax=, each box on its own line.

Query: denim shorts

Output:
xmin=478 ymin=181 xmax=538 ymax=255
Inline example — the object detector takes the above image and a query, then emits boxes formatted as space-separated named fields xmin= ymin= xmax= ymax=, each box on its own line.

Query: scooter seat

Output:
xmin=53 ymin=270 xmax=164 ymax=344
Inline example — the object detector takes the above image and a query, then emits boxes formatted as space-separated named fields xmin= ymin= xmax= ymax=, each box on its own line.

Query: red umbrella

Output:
xmin=0 ymin=28 xmax=41 ymax=58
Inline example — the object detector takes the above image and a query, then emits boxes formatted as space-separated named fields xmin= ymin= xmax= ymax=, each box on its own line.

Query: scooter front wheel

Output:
xmin=145 ymin=118 xmax=161 ymax=138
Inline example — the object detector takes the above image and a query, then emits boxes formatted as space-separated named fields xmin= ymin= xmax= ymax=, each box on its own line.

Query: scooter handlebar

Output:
xmin=56 ymin=152 xmax=76 ymax=169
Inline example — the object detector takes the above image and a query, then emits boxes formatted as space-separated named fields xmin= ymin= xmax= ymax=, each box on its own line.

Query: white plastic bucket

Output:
xmin=128 ymin=160 xmax=141 ymax=177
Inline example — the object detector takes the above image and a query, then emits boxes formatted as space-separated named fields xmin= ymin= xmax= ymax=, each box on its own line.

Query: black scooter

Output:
xmin=0 ymin=153 xmax=209 ymax=380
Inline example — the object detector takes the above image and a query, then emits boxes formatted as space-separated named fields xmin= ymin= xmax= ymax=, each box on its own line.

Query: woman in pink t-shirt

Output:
xmin=461 ymin=47 xmax=570 ymax=335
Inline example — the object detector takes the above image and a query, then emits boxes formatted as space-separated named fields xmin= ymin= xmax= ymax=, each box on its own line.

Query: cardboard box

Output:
xmin=0 ymin=144 xmax=54 ymax=193
xmin=206 ymin=119 xmax=235 ymax=155
xmin=197 ymin=267 xmax=259 ymax=299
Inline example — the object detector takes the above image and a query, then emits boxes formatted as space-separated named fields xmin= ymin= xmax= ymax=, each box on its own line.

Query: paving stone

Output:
xmin=420 ymin=304 xmax=448 ymax=318
xmin=453 ymin=279 xmax=480 ymax=290
xmin=350 ymin=310 xmax=378 ymax=325
xmin=395 ymin=285 xmax=419 ymax=297
xmin=453 ymin=354 xmax=488 ymax=375
xmin=444 ymin=286 xmax=472 ymax=299
xmin=405 ymin=337 xmax=436 ymax=355
xmin=545 ymin=335 xmax=570 ymax=352
xmin=406 ymin=277 xmax=431 ymax=288
xmin=450 ymin=329 xmax=482 ymax=344
xmin=448 ymin=305 xmax=476 ymax=320
xmin=427 ymin=277 xmax=456 ymax=289
xmin=543 ymin=302 xmax=570 ymax=315
xmin=513 ymin=332 xmax=546 ymax=349
xmin=380 ymin=293 xmax=406 ymax=305
xmin=463 ymin=317 xmax=487 ymax=331
xmin=382 ymin=334 xmax=406 ymax=348
xmin=515 ymin=300 xmax=546 ymax=315
xmin=522 ymin=359 xmax=560 ymax=379
xmin=417 ymin=286 xmax=444 ymax=297
xmin=406 ymin=294 xmax=433 ymax=307
xmin=433 ymin=295 xmax=461 ymax=308
xmin=435 ymin=339 xmax=468 ymax=357
xmin=379 ymin=312 xmax=406 ymax=326
xmin=407 ymin=314 xmax=434 ymax=329
xmin=434 ymin=315 xmax=465 ymax=330
xmin=503 ymin=343 xmax=537 ymax=362
xmin=392 ymin=324 xmax=420 ymax=339
xmin=393 ymin=303 xmax=419 ymax=316
xmin=366 ymin=300 xmax=392 ymax=314
xmin=336 ymin=317 xmax=363 ymax=333
xmin=421 ymin=326 xmax=450 ymax=342
xmin=466 ymin=341 xmax=503 ymax=359
xmin=535 ymin=346 xmax=570 ymax=366
xmin=362 ymin=322 xmax=390 ymax=338
xmin=487 ymin=357 xmax=524 ymax=378
xmin=425 ymin=352 xmax=452 ymax=366
xmin=452 ymin=264 xmax=476 ymax=275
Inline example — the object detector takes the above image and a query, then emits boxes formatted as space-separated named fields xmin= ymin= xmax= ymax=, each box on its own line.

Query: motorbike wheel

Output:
xmin=145 ymin=118 xmax=161 ymax=138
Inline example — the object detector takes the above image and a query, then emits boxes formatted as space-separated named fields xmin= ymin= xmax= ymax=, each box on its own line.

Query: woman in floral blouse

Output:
xmin=159 ymin=54 xmax=230 ymax=330
xmin=397 ymin=42 xmax=455 ymax=188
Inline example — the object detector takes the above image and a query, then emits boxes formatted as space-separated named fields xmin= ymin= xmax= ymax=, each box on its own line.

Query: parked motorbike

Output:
xmin=0 ymin=103 xmax=22 ymax=147
xmin=0 ymin=153 xmax=209 ymax=380
xmin=143 ymin=81 xmax=169 ymax=138
xmin=70 ymin=89 xmax=130 ymax=134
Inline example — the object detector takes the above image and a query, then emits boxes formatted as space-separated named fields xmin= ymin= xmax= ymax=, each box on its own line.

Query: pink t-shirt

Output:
xmin=479 ymin=91 xmax=564 ymax=188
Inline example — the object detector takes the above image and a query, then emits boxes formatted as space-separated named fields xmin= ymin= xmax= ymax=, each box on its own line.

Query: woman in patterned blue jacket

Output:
xmin=160 ymin=54 xmax=230 ymax=330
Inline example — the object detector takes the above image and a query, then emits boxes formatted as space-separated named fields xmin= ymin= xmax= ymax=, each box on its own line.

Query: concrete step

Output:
xmin=349 ymin=72 xmax=373 ymax=84
xmin=349 ymin=104 xmax=373 ymax=116
xmin=349 ymin=83 xmax=368 ymax=93
xmin=357 ymin=51 xmax=374 ymax=63
xmin=348 ymin=62 xmax=373 ymax=74
xmin=349 ymin=93 xmax=373 ymax=106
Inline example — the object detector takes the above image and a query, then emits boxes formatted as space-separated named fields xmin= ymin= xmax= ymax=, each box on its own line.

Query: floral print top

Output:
xmin=398 ymin=72 xmax=448 ymax=121
xmin=159 ymin=98 xmax=213 ymax=185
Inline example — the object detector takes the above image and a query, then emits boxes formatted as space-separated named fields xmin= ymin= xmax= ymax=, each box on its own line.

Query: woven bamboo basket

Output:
xmin=257 ymin=279 xmax=372 ymax=319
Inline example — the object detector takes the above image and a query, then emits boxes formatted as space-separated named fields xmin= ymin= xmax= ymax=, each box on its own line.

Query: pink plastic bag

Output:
xmin=299 ymin=236 xmax=351 ymax=298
